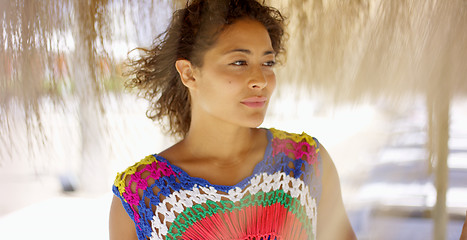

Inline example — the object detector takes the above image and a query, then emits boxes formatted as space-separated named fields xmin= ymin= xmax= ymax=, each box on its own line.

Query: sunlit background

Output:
xmin=1 ymin=0 xmax=466 ymax=239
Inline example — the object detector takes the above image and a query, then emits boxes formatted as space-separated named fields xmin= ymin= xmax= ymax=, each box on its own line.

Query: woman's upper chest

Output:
xmin=167 ymin=146 xmax=267 ymax=187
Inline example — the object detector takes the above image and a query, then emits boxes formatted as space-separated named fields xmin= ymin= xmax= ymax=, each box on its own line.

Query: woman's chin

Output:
xmin=243 ymin=114 xmax=267 ymax=128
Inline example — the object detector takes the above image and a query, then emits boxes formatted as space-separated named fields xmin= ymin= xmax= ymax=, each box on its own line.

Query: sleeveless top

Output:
xmin=112 ymin=128 xmax=322 ymax=240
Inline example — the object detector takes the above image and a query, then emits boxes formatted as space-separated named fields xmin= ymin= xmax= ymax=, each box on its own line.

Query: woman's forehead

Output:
xmin=209 ymin=19 xmax=273 ymax=53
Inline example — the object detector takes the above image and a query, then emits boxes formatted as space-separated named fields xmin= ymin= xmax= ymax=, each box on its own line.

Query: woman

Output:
xmin=109 ymin=0 xmax=356 ymax=239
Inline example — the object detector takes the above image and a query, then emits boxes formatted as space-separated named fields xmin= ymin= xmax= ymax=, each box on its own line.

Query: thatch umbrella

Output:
xmin=270 ymin=0 xmax=467 ymax=239
xmin=1 ymin=0 xmax=465 ymax=238
xmin=0 ymin=0 xmax=180 ymax=191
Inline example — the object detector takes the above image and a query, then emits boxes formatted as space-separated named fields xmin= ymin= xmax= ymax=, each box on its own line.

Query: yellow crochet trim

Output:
xmin=269 ymin=128 xmax=319 ymax=152
xmin=114 ymin=155 xmax=158 ymax=195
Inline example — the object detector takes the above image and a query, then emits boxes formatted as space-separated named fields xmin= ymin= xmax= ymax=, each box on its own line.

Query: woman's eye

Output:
xmin=263 ymin=61 xmax=276 ymax=67
xmin=230 ymin=60 xmax=247 ymax=66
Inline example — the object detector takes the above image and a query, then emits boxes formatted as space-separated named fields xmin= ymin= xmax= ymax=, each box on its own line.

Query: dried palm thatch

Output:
xmin=1 ymin=0 xmax=108 ymax=160
xmin=4 ymin=0 xmax=463 ymax=157
xmin=0 ymin=0 xmax=180 ymax=158
xmin=0 ymin=0 xmax=179 ymax=192
xmin=273 ymin=0 xmax=467 ymax=101
xmin=0 ymin=0 xmax=465 ymax=237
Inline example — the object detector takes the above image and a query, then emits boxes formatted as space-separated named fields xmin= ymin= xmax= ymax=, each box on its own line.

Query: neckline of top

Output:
xmin=153 ymin=128 xmax=273 ymax=190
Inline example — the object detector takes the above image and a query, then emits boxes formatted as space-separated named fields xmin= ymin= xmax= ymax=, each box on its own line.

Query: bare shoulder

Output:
xmin=317 ymin=144 xmax=340 ymax=207
xmin=110 ymin=154 xmax=176 ymax=240
xmin=316 ymin=144 xmax=357 ymax=240
xmin=319 ymin=145 xmax=332 ymax=172
xmin=110 ymin=155 xmax=159 ymax=240
xmin=109 ymin=195 xmax=137 ymax=240
xmin=158 ymin=140 xmax=190 ymax=166
xmin=319 ymin=145 xmax=338 ymax=186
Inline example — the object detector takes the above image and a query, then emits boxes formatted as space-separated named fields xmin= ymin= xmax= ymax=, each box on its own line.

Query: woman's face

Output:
xmin=189 ymin=18 xmax=276 ymax=129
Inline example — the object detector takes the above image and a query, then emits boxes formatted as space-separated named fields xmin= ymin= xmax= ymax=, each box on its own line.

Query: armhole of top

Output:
xmin=112 ymin=155 xmax=159 ymax=224
xmin=112 ymin=172 xmax=138 ymax=223
xmin=313 ymin=137 xmax=322 ymax=166
xmin=311 ymin=136 xmax=323 ymax=204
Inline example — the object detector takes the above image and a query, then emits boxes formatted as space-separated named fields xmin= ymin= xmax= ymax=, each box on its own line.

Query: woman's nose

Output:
xmin=248 ymin=67 xmax=268 ymax=89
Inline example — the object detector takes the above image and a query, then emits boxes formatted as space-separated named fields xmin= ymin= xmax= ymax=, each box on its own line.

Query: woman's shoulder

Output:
xmin=268 ymin=128 xmax=320 ymax=165
xmin=113 ymin=155 xmax=178 ymax=199
xmin=112 ymin=155 xmax=180 ymax=238
xmin=269 ymin=128 xmax=319 ymax=145
xmin=267 ymin=128 xmax=323 ymax=202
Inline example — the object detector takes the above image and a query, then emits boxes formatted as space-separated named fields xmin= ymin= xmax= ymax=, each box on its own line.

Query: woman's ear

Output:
xmin=175 ymin=59 xmax=197 ymax=89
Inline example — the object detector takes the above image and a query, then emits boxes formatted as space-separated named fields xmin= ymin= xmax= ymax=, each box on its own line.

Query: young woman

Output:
xmin=109 ymin=0 xmax=356 ymax=239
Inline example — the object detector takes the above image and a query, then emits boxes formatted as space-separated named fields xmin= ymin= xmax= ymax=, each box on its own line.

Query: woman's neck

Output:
xmin=181 ymin=123 xmax=263 ymax=167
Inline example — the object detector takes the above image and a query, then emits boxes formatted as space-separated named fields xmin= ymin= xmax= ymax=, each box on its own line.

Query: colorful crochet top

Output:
xmin=113 ymin=128 xmax=322 ymax=240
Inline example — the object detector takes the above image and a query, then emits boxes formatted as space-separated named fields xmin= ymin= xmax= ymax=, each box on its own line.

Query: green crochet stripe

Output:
xmin=165 ymin=189 xmax=314 ymax=239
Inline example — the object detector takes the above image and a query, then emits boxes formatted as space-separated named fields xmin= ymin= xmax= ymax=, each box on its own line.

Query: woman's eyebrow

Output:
xmin=225 ymin=48 xmax=276 ymax=55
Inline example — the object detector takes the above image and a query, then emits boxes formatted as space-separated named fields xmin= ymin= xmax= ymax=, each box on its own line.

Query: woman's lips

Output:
xmin=241 ymin=96 xmax=267 ymax=108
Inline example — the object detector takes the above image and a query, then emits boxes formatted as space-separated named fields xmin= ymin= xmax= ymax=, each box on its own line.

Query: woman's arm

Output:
xmin=109 ymin=195 xmax=138 ymax=240
xmin=461 ymin=211 xmax=467 ymax=240
xmin=317 ymin=145 xmax=357 ymax=240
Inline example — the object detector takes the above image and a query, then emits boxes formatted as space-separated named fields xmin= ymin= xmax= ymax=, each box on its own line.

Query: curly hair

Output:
xmin=125 ymin=0 xmax=286 ymax=138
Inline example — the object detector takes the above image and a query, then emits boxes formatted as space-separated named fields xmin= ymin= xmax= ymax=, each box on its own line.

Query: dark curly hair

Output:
xmin=125 ymin=0 xmax=286 ymax=138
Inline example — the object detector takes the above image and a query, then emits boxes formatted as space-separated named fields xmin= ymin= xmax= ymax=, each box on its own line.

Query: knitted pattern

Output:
xmin=113 ymin=128 xmax=322 ymax=240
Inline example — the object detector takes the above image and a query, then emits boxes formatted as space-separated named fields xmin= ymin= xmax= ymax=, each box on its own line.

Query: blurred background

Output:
xmin=0 ymin=0 xmax=466 ymax=239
